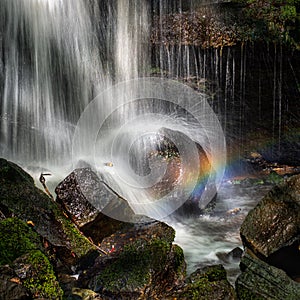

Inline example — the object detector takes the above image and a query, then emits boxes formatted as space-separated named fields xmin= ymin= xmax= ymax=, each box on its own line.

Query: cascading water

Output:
xmin=0 ymin=0 xmax=104 ymax=169
xmin=0 ymin=0 xmax=226 ymax=221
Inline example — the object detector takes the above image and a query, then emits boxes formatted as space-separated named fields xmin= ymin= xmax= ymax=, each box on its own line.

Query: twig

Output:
xmin=39 ymin=173 xmax=54 ymax=201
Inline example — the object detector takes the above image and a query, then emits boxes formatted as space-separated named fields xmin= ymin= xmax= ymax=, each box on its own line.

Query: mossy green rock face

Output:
xmin=0 ymin=158 xmax=95 ymax=264
xmin=236 ymin=250 xmax=300 ymax=300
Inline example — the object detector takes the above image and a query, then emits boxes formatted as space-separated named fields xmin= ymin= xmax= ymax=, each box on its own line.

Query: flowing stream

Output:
xmin=166 ymin=181 xmax=274 ymax=284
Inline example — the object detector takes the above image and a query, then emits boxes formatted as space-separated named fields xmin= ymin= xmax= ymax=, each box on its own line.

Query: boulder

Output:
xmin=0 ymin=158 xmax=96 ymax=268
xmin=240 ymin=174 xmax=300 ymax=278
xmin=237 ymin=174 xmax=300 ymax=298
xmin=236 ymin=249 xmax=300 ymax=299
xmin=77 ymin=221 xmax=183 ymax=299
xmin=55 ymin=167 xmax=137 ymax=244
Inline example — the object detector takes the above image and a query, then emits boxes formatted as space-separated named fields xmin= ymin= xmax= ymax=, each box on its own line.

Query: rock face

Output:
xmin=237 ymin=174 xmax=300 ymax=298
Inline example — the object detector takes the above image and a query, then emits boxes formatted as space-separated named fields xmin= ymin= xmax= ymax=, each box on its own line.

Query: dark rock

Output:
xmin=216 ymin=247 xmax=243 ymax=263
xmin=237 ymin=174 xmax=300 ymax=298
xmin=236 ymin=249 xmax=300 ymax=300
xmin=78 ymin=222 xmax=182 ymax=299
xmin=0 ymin=265 xmax=30 ymax=300
xmin=240 ymin=174 xmax=300 ymax=258
xmin=0 ymin=158 xmax=95 ymax=268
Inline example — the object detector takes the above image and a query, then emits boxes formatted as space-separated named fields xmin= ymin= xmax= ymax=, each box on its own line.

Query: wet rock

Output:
xmin=236 ymin=249 xmax=300 ymax=300
xmin=55 ymin=167 xmax=139 ymax=245
xmin=240 ymin=174 xmax=300 ymax=259
xmin=0 ymin=158 xmax=95 ymax=268
xmin=77 ymin=222 xmax=183 ymax=299
xmin=237 ymin=174 xmax=300 ymax=298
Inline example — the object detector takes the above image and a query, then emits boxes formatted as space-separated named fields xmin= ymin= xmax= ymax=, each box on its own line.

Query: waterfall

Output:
xmin=0 ymin=0 xmax=227 ymax=222
xmin=0 ymin=0 xmax=103 ymax=168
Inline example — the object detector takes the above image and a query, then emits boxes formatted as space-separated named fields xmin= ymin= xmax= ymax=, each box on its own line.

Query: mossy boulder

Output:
xmin=14 ymin=250 xmax=63 ymax=299
xmin=0 ymin=217 xmax=42 ymax=265
xmin=0 ymin=158 xmax=95 ymax=267
xmin=77 ymin=222 xmax=185 ymax=299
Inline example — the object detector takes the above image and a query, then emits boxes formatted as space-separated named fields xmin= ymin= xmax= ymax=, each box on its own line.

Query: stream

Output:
xmin=166 ymin=180 xmax=274 ymax=284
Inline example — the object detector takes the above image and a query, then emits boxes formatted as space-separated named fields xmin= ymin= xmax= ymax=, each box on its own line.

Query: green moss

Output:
xmin=54 ymin=211 xmax=95 ymax=257
xmin=95 ymin=239 xmax=170 ymax=292
xmin=23 ymin=250 xmax=63 ymax=299
xmin=0 ymin=217 xmax=41 ymax=265
xmin=201 ymin=265 xmax=227 ymax=282
xmin=0 ymin=158 xmax=34 ymax=185
xmin=172 ymin=244 xmax=186 ymax=275
xmin=183 ymin=277 xmax=214 ymax=300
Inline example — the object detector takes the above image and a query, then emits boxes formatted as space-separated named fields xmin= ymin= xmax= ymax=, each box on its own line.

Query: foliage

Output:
xmin=152 ymin=1 xmax=300 ymax=48
xmin=237 ymin=0 xmax=300 ymax=47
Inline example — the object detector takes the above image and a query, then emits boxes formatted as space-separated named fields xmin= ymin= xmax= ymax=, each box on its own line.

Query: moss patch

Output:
xmin=0 ymin=217 xmax=41 ymax=265
xmin=22 ymin=250 xmax=63 ymax=299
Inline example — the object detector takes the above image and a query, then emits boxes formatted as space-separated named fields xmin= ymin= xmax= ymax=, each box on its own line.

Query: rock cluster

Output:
xmin=0 ymin=158 xmax=235 ymax=299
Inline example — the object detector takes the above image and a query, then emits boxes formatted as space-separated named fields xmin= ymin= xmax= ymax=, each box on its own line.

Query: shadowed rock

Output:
xmin=236 ymin=249 xmax=300 ymax=300
xmin=0 ymin=158 xmax=95 ymax=268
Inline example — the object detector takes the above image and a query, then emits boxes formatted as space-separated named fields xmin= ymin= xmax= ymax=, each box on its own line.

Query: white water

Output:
xmin=166 ymin=181 xmax=274 ymax=284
